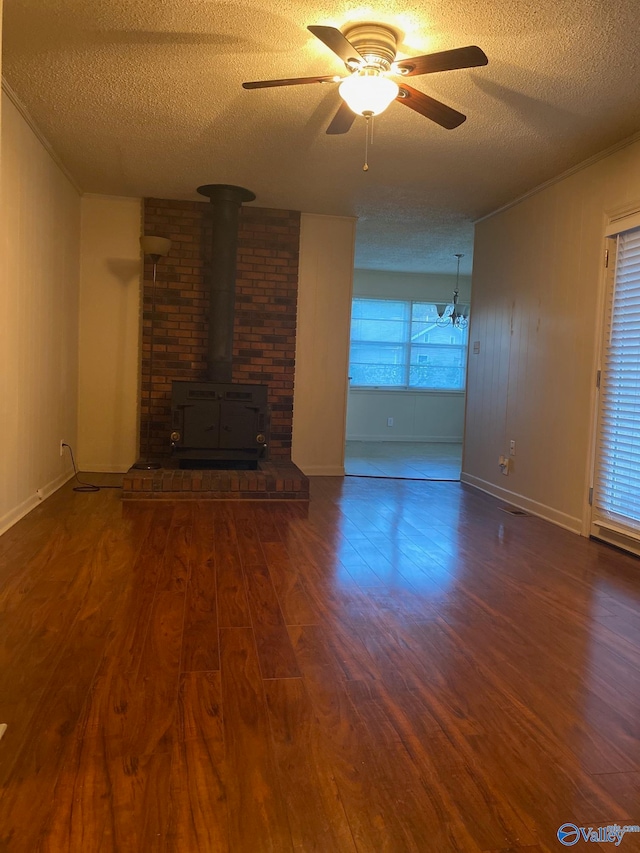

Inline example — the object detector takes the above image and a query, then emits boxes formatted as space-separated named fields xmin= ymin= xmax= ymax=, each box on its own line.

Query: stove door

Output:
xmin=219 ymin=402 xmax=259 ymax=449
xmin=182 ymin=402 xmax=221 ymax=448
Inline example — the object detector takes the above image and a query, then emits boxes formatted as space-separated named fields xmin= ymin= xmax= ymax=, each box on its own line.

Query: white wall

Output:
xmin=347 ymin=268 xmax=470 ymax=442
xmin=0 ymin=90 xmax=81 ymax=535
xmin=464 ymin=136 xmax=640 ymax=533
xmin=78 ymin=195 xmax=142 ymax=472
xmin=292 ymin=213 xmax=356 ymax=475
xmin=348 ymin=391 xmax=465 ymax=442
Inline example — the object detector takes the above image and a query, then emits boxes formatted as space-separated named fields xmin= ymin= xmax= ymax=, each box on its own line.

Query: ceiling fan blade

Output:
xmin=395 ymin=45 xmax=488 ymax=77
xmin=243 ymin=74 xmax=340 ymax=89
xmin=326 ymin=101 xmax=357 ymax=135
xmin=308 ymin=25 xmax=362 ymax=66
xmin=397 ymin=84 xmax=466 ymax=129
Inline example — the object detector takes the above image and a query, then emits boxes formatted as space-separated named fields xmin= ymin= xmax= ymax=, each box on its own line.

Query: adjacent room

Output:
xmin=1 ymin=1 xmax=640 ymax=850
xmin=345 ymin=263 xmax=470 ymax=480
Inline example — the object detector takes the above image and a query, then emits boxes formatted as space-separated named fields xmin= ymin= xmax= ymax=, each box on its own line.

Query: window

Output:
xmin=349 ymin=297 xmax=468 ymax=390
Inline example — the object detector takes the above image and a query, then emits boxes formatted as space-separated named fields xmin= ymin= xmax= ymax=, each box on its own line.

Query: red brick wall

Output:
xmin=141 ymin=198 xmax=300 ymax=461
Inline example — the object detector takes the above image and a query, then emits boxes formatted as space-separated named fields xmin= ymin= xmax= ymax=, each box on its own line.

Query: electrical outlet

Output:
xmin=36 ymin=488 xmax=44 ymax=500
xmin=60 ymin=440 xmax=66 ymax=457
xmin=387 ymin=417 xmax=394 ymax=427
xmin=509 ymin=440 xmax=516 ymax=457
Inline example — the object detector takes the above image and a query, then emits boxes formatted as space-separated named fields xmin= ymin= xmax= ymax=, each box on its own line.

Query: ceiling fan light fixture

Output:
xmin=339 ymin=70 xmax=399 ymax=116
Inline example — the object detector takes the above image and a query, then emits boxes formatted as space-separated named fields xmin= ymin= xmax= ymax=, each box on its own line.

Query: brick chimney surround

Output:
xmin=122 ymin=196 xmax=309 ymax=500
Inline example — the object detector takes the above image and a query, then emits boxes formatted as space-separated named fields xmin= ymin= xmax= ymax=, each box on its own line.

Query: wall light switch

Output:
xmin=387 ymin=417 xmax=394 ymax=427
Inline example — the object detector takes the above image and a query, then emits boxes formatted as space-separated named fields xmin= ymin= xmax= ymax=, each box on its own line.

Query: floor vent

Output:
xmin=499 ymin=506 xmax=530 ymax=516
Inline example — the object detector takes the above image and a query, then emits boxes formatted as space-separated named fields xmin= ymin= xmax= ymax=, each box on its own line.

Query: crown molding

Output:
xmin=475 ymin=130 xmax=640 ymax=225
xmin=83 ymin=192 xmax=142 ymax=203
xmin=1 ymin=77 xmax=83 ymax=195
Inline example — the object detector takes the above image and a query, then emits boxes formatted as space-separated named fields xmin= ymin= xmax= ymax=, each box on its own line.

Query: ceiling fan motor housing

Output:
xmin=342 ymin=23 xmax=400 ymax=70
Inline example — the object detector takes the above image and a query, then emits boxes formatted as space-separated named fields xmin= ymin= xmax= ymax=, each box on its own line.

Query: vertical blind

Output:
xmin=593 ymin=226 xmax=640 ymax=533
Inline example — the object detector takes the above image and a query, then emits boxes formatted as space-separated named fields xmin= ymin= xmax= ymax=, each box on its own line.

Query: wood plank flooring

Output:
xmin=1 ymin=476 xmax=640 ymax=851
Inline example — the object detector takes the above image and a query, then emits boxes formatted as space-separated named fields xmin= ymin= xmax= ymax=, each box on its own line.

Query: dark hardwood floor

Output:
xmin=1 ymin=476 xmax=639 ymax=851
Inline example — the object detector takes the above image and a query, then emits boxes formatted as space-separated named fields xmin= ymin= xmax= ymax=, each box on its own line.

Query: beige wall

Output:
xmin=78 ymin=195 xmax=142 ymax=471
xmin=348 ymin=391 xmax=465 ymax=442
xmin=0 ymin=90 xmax=81 ymax=534
xmin=292 ymin=213 xmax=356 ymax=475
xmin=348 ymin=268 xmax=470 ymax=442
xmin=464 ymin=137 xmax=640 ymax=533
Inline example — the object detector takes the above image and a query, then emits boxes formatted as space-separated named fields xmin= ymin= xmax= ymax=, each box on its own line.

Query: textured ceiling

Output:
xmin=4 ymin=0 xmax=640 ymax=274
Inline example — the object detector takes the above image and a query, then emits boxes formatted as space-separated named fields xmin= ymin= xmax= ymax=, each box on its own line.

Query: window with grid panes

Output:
xmin=349 ymin=297 xmax=468 ymax=390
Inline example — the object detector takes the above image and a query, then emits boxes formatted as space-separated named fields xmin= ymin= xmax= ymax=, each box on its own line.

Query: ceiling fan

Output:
xmin=243 ymin=23 xmax=488 ymax=134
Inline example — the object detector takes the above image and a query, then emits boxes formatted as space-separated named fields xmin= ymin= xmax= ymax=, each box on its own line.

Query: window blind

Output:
xmin=593 ymin=227 xmax=640 ymax=535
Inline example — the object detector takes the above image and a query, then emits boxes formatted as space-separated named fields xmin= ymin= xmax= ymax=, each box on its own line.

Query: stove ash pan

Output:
xmin=170 ymin=381 xmax=269 ymax=468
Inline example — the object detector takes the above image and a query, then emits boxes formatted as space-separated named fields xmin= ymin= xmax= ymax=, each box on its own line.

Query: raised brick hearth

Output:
xmin=123 ymin=460 xmax=308 ymax=501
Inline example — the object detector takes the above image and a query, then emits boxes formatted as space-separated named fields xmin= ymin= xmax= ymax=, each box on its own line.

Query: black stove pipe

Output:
xmin=197 ymin=183 xmax=256 ymax=383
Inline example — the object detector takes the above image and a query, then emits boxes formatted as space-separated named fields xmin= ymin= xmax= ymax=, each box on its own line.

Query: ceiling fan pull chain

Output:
xmin=363 ymin=116 xmax=370 ymax=171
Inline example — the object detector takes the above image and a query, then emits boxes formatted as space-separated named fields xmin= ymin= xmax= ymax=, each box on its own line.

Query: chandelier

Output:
xmin=436 ymin=253 xmax=469 ymax=329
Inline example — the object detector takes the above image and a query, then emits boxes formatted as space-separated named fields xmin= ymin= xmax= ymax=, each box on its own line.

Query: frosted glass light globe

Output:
xmin=339 ymin=71 xmax=399 ymax=116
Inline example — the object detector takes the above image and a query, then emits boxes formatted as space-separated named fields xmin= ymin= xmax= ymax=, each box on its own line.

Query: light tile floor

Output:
xmin=344 ymin=440 xmax=462 ymax=480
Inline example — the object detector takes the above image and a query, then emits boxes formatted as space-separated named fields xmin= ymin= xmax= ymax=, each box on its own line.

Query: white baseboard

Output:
xmin=0 ymin=469 xmax=74 ymax=538
xmin=299 ymin=465 xmax=345 ymax=476
xmin=460 ymin=472 xmax=583 ymax=534
xmin=591 ymin=523 xmax=640 ymax=557
xmin=346 ymin=435 xmax=463 ymax=443
xmin=78 ymin=463 xmax=131 ymax=473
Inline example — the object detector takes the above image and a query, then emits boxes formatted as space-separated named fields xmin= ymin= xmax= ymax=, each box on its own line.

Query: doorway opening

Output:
xmin=344 ymin=267 xmax=471 ymax=481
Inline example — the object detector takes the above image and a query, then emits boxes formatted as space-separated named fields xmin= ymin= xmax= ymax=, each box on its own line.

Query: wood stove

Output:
xmin=170 ymin=381 xmax=268 ymax=468
xmin=168 ymin=183 xmax=270 ymax=469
